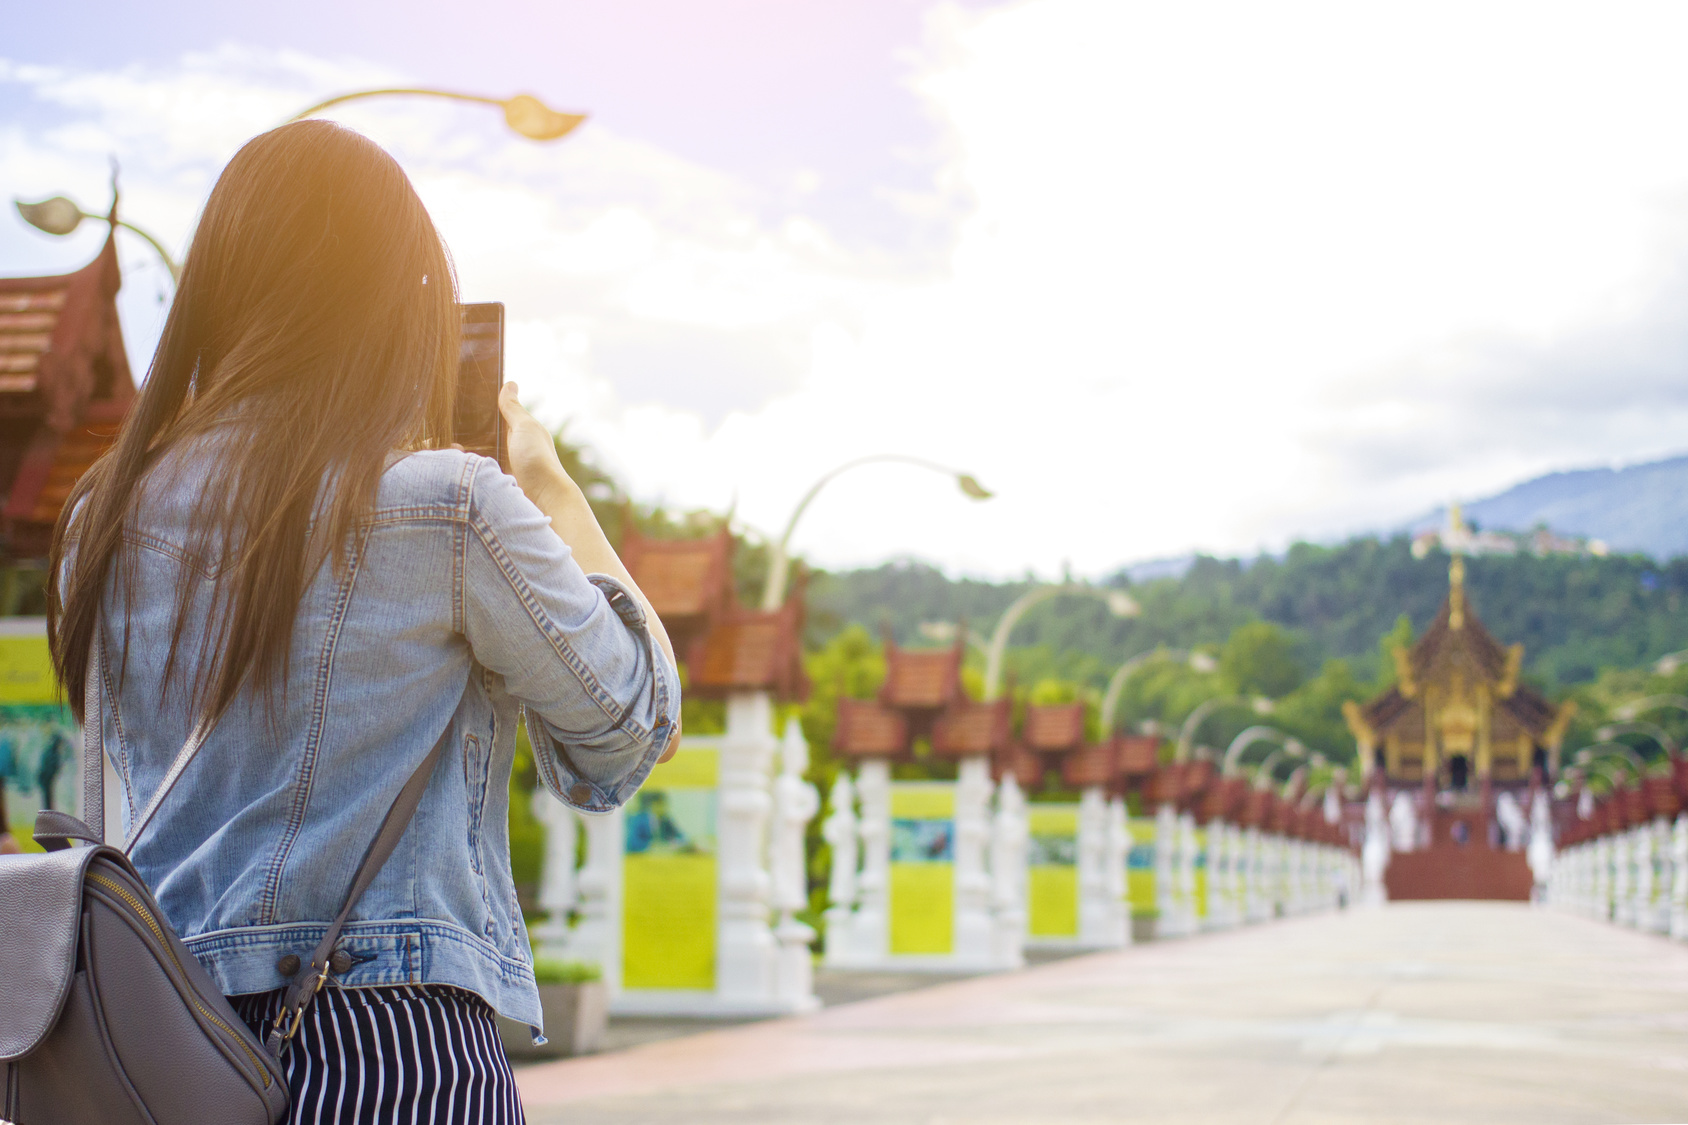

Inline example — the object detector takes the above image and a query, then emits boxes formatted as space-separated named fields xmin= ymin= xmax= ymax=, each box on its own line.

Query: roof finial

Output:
xmin=1446 ymin=503 xmax=1467 ymax=630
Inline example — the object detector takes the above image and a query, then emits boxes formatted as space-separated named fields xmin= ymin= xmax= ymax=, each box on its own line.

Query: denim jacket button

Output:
xmin=569 ymin=782 xmax=593 ymax=804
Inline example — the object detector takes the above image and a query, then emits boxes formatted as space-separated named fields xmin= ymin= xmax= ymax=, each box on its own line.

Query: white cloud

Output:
xmin=10 ymin=4 xmax=1688 ymax=580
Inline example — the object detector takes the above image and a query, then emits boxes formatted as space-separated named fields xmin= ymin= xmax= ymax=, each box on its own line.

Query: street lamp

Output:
xmin=1221 ymin=726 xmax=1303 ymax=776
xmin=288 ymin=88 xmax=586 ymax=141
xmin=14 ymin=197 xmax=181 ymax=282
xmin=1613 ymin=694 xmax=1688 ymax=722
xmin=1097 ymin=648 xmax=1216 ymax=735
xmin=1574 ymin=742 xmax=1647 ymax=779
xmin=980 ymin=582 xmax=1138 ymax=701
xmin=760 ymin=454 xmax=991 ymax=611
xmin=1175 ymin=694 xmax=1273 ymax=763
xmin=1594 ymin=720 xmax=1680 ymax=760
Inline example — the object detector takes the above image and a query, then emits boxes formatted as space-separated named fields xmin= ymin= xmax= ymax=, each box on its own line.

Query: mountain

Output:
xmin=1416 ymin=453 xmax=1688 ymax=560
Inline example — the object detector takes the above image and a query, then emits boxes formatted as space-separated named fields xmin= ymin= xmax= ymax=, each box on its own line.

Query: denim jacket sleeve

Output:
xmin=459 ymin=457 xmax=680 ymax=812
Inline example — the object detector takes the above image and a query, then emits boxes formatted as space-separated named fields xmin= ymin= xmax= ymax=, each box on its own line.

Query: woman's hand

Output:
xmin=498 ymin=382 xmax=577 ymax=511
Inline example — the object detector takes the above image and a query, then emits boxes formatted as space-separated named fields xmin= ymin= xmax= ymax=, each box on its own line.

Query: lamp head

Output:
xmin=956 ymin=473 xmax=992 ymax=500
xmin=16 ymin=196 xmax=84 ymax=236
xmin=502 ymin=94 xmax=586 ymax=141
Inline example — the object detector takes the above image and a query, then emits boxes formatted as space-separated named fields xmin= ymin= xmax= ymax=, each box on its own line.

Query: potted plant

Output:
xmin=498 ymin=958 xmax=607 ymax=1061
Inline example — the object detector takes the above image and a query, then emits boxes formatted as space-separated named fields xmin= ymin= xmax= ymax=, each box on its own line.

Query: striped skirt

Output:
xmin=231 ymin=984 xmax=527 ymax=1125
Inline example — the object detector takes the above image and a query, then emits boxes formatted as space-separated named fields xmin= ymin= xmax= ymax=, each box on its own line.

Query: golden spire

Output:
xmin=1447 ymin=503 xmax=1466 ymax=630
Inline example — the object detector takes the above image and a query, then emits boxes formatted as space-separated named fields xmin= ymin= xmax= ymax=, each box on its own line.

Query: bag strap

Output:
xmin=80 ymin=634 xmax=104 ymax=842
xmin=265 ymin=727 xmax=450 ymax=1057
xmin=79 ymin=633 xmax=217 ymax=854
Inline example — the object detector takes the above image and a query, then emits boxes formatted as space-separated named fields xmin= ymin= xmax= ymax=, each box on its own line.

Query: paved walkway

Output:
xmin=518 ymin=904 xmax=1688 ymax=1124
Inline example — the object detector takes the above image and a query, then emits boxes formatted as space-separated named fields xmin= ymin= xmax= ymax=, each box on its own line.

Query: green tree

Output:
xmin=1220 ymin=621 xmax=1307 ymax=698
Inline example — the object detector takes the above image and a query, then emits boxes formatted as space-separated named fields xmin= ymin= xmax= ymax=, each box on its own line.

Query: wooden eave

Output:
xmin=1022 ymin=702 xmax=1086 ymax=753
xmin=931 ymin=698 xmax=1011 ymax=758
xmin=879 ymin=640 xmax=963 ymax=711
xmin=1 ymin=230 xmax=134 ymax=558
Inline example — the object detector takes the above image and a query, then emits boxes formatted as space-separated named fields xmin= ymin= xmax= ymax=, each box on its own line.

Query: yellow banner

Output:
xmin=1027 ymin=802 xmax=1079 ymax=937
xmin=889 ymin=781 xmax=955 ymax=954
xmin=1127 ymin=818 xmax=1157 ymax=918
xmin=0 ymin=621 xmax=56 ymax=706
xmin=622 ymin=742 xmax=719 ymax=990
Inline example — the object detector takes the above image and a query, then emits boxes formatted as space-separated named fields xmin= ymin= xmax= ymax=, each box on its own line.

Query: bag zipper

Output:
xmin=86 ymin=870 xmax=272 ymax=1090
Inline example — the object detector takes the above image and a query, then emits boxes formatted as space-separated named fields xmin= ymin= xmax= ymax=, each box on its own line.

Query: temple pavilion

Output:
xmin=2 ymin=220 xmax=134 ymax=567
xmin=1343 ymin=545 xmax=1574 ymax=899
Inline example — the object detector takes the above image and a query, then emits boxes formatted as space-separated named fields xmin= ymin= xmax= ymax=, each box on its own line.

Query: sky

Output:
xmin=8 ymin=1 xmax=1688 ymax=579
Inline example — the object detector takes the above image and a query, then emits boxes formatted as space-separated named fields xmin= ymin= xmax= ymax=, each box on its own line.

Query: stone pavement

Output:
xmin=518 ymin=903 xmax=1688 ymax=1124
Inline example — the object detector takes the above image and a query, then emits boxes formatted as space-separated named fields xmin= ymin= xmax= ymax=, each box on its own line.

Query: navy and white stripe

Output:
xmin=231 ymin=984 xmax=526 ymax=1125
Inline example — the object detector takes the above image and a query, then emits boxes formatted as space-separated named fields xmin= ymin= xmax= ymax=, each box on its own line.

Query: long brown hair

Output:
xmin=49 ymin=120 xmax=459 ymax=723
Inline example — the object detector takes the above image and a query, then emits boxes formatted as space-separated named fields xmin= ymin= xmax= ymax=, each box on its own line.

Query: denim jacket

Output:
xmin=80 ymin=444 xmax=679 ymax=1035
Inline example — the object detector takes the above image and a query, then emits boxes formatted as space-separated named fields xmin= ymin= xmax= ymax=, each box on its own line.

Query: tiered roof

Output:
xmin=2 ymin=227 xmax=133 ymax=560
xmin=1343 ymin=557 xmax=1574 ymax=784
xmin=619 ymin=527 xmax=807 ymax=701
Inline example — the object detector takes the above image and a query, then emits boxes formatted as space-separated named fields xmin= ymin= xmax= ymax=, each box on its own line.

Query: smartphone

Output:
xmin=453 ymin=302 xmax=506 ymax=470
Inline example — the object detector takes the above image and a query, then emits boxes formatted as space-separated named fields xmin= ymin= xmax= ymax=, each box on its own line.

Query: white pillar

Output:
xmin=1670 ymin=814 xmax=1688 ymax=941
xmin=1178 ymin=812 xmax=1199 ymax=930
xmin=770 ymin=717 xmax=821 ymax=1009
xmin=953 ymin=755 xmax=996 ymax=965
xmin=989 ymin=775 xmax=1029 ymax=967
xmin=1527 ymin=788 xmax=1554 ymax=900
xmin=1243 ymin=825 xmax=1268 ymax=923
xmin=1594 ymin=835 xmax=1613 ymax=921
xmin=1362 ymin=790 xmax=1389 ymax=906
xmin=530 ymin=789 xmax=579 ymax=957
xmin=1153 ymin=803 xmax=1184 ymax=937
xmin=1227 ymin=822 xmax=1247 ymax=923
xmin=715 ymin=691 xmax=778 ymax=1004
xmin=1076 ymin=786 xmax=1122 ymax=947
xmin=1617 ymin=830 xmax=1636 ymax=925
xmin=1104 ymin=795 xmax=1132 ymax=945
xmin=853 ymin=758 xmax=892 ymax=961
xmin=821 ymin=772 xmax=859 ymax=965
xmin=571 ymin=807 xmax=624 ymax=993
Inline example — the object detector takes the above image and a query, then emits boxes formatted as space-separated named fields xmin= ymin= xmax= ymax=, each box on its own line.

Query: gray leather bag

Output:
xmin=0 ymin=643 xmax=447 ymax=1123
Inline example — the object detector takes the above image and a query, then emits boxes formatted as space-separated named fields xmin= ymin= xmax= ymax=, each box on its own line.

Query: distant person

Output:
xmin=47 ymin=120 xmax=681 ymax=1124
xmin=0 ymin=724 xmax=17 ymax=854
xmin=36 ymin=723 xmax=70 ymax=812
xmin=625 ymin=789 xmax=692 ymax=854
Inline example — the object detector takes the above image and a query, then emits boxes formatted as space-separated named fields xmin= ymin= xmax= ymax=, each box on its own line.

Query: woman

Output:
xmin=48 ymin=120 xmax=680 ymax=1123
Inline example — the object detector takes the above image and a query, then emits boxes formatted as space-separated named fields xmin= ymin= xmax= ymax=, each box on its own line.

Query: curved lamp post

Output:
xmin=1653 ymin=650 xmax=1688 ymax=676
xmin=760 ymin=454 xmax=991 ymax=611
xmin=1175 ymin=695 xmax=1272 ymax=763
xmin=1594 ymin=720 xmax=1680 ymax=760
xmin=1222 ymin=726 xmax=1304 ymax=777
xmin=1098 ymin=648 xmax=1216 ymax=736
xmin=1574 ymin=742 xmax=1647 ymax=779
xmin=1613 ymin=694 xmax=1688 ymax=722
xmin=1250 ymin=744 xmax=1308 ymax=789
xmin=287 ymin=88 xmax=586 ymax=141
xmin=981 ymin=582 xmax=1138 ymax=701
xmin=14 ymin=197 xmax=181 ymax=282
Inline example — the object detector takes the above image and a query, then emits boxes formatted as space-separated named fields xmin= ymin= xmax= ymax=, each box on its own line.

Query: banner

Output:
xmin=1192 ymin=827 xmax=1209 ymax=922
xmin=1127 ymin=817 xmax=1157 ymax=918
xmin=0 ymin=620 xmax=75 ymax=849
xmin=1026 ymin=804 xmax=1079 ymax=938
xmin=889 ymin=782 xmax=954 ymax=954
xmin=622 ymin=744 xmax=718 ymax=990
